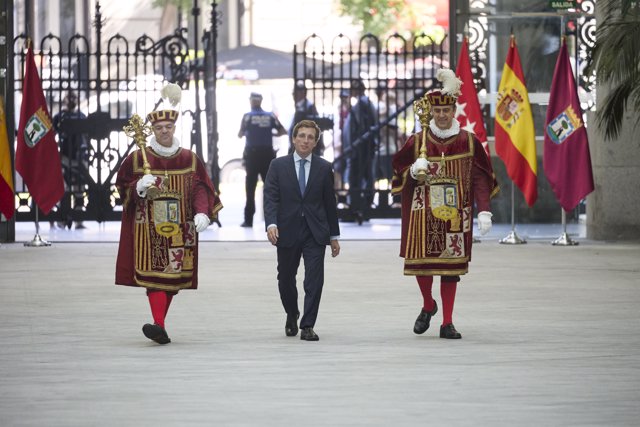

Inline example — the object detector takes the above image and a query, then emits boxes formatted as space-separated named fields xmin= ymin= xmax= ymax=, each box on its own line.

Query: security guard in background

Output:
xmin=238 ymin=92 xmax=287 ymax=227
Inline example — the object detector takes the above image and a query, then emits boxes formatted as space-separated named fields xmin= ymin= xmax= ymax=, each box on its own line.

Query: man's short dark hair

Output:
xmin=293 ymin=119 xmax=320 ymax=142
xmin=294 ymin=81 xmax=307 ymax=93
xmin=351 ymin=79 xmax=366 ymax=91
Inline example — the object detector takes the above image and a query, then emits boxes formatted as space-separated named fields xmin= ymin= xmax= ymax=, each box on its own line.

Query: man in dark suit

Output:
xmin=264 ymin=119 xmax=341 ymax=341
xmin=346 ymin=79 xmax=378 ymax=224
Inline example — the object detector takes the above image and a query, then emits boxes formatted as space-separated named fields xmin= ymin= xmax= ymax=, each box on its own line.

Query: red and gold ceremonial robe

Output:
xmin=392 ymin=129 xmax=498 ymax=276
xmin=115 ymin=147 xmax=222 ymax=291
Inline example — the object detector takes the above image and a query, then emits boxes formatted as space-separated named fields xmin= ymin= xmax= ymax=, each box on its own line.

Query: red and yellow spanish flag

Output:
xmin=0 ymin=96 xmax=15 ymax=220
xmin=495 ymin=35 xmax=537 ymax=206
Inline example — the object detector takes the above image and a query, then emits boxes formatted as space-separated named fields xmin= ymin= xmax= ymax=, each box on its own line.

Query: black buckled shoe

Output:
xmin=413 ymin=301 xmax=438 ymax=334
xmin=300 ymin=327 xmax=319 ymax=341
xmin=285 ymin=313 xmax=299 ymax=337
xmin=142 ymin=323 xmax=171 ymax=345
xmin=439 ymin=323 xmax=462 ymax=339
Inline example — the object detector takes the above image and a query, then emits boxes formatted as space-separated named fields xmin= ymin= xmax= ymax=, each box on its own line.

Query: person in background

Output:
xmin=238 ymin=92 xmax=287 ymax=228
xmin=345 ymin=79 xmax=378 ymax=224
xmin=335 ymin=88 xmax=352 ymax=186
xmin=374 ymin=87 xmax=403 ymax=183
xmin=289 ymin=81 xmax=325 ymax=156
xmin=264 ymin=119 xmax=340 ymax=342
xmin=52 ymin=91 xmax=88 ymax=229
xmin=391 ymin=69 xmax=498 ymax=340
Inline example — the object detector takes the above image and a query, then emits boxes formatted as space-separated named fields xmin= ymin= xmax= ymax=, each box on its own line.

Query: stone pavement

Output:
xmin=1 ymin=225 xmax=639 ymax=426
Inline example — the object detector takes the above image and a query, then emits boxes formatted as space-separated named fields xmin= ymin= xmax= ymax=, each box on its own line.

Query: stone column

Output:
xmin=586 ymin=110 xmax=640 ymax=240
xmin=586 ymin=2 xmax=640 ymax=241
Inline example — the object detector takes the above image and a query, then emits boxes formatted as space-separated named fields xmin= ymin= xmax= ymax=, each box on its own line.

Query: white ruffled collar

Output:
xmin=429 ymin=118 xmax=461 ymax=140
xmin=149 ymin=136 xmax=181 ymax=157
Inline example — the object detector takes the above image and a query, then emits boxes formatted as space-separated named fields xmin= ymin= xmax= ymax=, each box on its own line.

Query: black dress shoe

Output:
xmin=413 ymin=301 xmax=438 ymax=334
xmin=355 ymin=211 xmax=364 ymax=225
xmin=439 ymin=323 xmax=462 ymax=339
xmin=240 ymin=221 xmax=253 ymax=228
xmin=300 ymin=327 xmax=319 ymax=341
xmin=285 ymin=313 xmax=299 ymax=337
xmin=142 ymin=323 xmax=171 ymax=344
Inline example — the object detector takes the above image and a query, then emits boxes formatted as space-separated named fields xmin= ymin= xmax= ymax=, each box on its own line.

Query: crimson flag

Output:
xmin=455 ymin=37 xmax=489 ymax=155
xmin=15 ymin=42 xmax=65 ymax=215
xmin=543 ymin=39 xmax=594 ymax=211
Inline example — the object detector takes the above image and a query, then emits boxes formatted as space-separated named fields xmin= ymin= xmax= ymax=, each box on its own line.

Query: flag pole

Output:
xmin=549 ymin=27 xmax=577 ymax=247
xmin=24 ymin=206 xmax=52 ymax=247
xmin=552 ymin=209 xmax=578 ymax=246
xmin=464 ymin=31 xmax=481 ymax=247
xmin=499 ymin=182 xmax=526 ymax=244
xmin=22 ymin=39 xmax=51 ymax=247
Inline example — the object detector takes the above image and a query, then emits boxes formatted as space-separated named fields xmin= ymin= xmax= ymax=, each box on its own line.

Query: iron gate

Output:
xmin=11 ymin=4 xmax=208 ymax=225
xmin=293 ymin=33 xmax=447 ymax=222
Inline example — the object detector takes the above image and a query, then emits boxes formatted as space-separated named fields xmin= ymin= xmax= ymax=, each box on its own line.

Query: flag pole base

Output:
xmin=499 ymin=230 xmax=527 ymax=245
xmin=551 ymin=232 xmax=579 ymax=246
xmin=24 ymin=234 xmax=52 ymax=247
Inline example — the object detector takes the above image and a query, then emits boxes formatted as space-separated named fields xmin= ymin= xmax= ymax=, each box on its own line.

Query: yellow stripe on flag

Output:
xmin=0 ymin=96 xmax=15 ymax=219
xmin=495 ymin=64 xmax=537 ymax=174
xmin=494 ymin=36 xmax=538 ymax=206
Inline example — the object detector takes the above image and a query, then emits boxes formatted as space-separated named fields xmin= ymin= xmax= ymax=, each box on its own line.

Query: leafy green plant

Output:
xmin=152 ymin=0 xmax=193 ymax=10
xmin=338 ymin=0 xmax=446 ymax=45
xmin=338 ymin=0 xmax=406 ymax=37
xmin=586 ymin=0 xmax=640 ymax=140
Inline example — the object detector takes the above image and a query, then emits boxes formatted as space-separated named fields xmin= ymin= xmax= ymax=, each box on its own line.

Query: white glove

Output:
xmin=194 ymin=213 xmax=210 ymax=233
xmin=410 ymin=157 xmax=430 ymax=180
xmin=477 ymin=211 xmax=493 ymax=236
xmin=136 ymin=174 xmax=157 ymax=198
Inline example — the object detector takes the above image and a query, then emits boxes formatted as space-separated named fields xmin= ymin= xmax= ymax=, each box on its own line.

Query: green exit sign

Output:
xmin=550 ymin=0 xmax=577 ymax=9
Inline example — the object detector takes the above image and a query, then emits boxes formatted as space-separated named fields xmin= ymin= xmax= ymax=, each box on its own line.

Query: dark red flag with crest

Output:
xmin=543 ymin=39 xmax=594 ymax=211
xmin=16 ymin=42 xmax=65 ymax=214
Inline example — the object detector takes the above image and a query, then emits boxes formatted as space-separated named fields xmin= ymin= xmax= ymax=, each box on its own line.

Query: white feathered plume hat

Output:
xmin=147 ymin=82 xmax=182 ymax=125
xmin=426 ymin=68 xmax=463 ymax=107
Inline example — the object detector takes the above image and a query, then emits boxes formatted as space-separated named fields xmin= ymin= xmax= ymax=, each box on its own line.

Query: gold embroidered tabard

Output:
xmin=391 ymin=127 xmax=499 ymax=278
xmin=401 ymin=132 xmax=476 ymax=276
xmin=115 ymin=145 xmax=223 ymax=291
xmin=132 ymin=157 xmax=198 ymax=290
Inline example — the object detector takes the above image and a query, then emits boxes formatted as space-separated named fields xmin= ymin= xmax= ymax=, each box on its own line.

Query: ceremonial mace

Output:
xmin=413 ymin=95 xmax=433 ymax=181
xmin=123 ymin=114 xmax=160 ymax=199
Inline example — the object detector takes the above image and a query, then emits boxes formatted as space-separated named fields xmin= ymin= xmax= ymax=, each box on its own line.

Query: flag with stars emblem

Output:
xmin=455 ymin=37 xmax=489 ymax=156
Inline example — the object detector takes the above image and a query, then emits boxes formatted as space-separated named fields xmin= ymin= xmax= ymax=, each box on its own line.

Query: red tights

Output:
xmin=416 ymin=276 xmax=457 ymax=326
xmin=147 ymin=290 xmax=175 ymax=328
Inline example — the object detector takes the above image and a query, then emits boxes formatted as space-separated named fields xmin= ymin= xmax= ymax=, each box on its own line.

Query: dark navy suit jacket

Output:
xmin=264 ymin=154 xmax=339 ymax=247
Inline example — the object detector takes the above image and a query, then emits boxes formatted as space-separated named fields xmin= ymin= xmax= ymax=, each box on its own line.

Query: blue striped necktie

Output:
xmin=298 ymin=159 xmax=307 ymax=195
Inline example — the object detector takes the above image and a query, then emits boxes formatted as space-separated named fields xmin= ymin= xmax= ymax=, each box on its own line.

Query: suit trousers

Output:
xmin=244 ymin=146 xmax=275 ymax=224
xmin=276 ymin=217 xmax=327 ymax=329
xmin=348 ymin=141 xmax=375 ymax=215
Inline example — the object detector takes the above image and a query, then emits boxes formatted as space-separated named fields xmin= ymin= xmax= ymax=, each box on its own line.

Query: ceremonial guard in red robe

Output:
xmin=392 ymin=70 xmax=498 ymax=339
xmin=115 ymin=84 xmax=222 ymax=344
